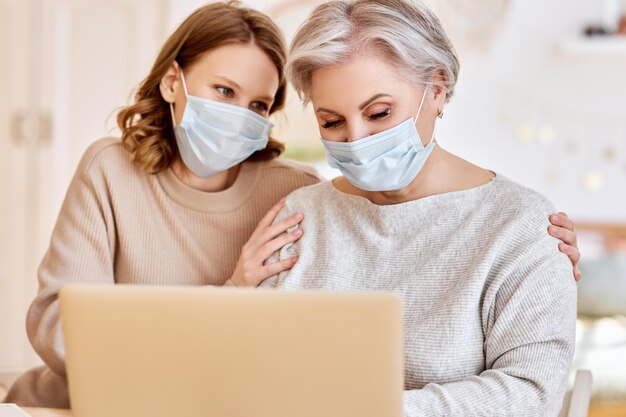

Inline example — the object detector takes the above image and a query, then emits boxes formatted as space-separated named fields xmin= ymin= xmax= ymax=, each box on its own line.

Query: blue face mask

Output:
xmin=320 ymin=88 xmax=436 ymax=192
xmin=171 ymin=71 xmax=274 ymax=178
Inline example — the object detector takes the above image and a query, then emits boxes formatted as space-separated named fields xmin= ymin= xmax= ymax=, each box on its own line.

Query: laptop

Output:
xmin=60 ymin=285 xmax=404 ymax=417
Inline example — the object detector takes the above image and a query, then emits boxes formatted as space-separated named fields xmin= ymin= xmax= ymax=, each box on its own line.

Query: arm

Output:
xmin=403 ymin=236 xmax=576 ymax=417
xmin=26 ymin=153 xmax=116 ymax=376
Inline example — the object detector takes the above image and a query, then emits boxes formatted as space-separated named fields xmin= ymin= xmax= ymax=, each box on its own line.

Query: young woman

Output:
xmin=5 ymin=2 xmax=318 ymax=408
xmin=245 ymin=0 xmax=579 ymax=415
xmin=6 ymin=0 xmax=580 ymax=409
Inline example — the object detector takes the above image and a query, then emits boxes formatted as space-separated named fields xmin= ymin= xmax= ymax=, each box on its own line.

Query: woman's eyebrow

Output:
xmin=316 ymin=107 xmax=340 ymax=115
xmin=214 ymin=75 xmax=241 ymax=89
xmin=358 ymin=93 xmax=392 ymax=110
xmin=256 ymin=95 xmax=274 ymax=103
xmin=316 ymin=94 xmax=393 ymax=114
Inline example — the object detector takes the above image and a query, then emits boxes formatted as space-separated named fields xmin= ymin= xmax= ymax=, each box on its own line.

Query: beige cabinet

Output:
xmin=0 ymin=0 xmax=166 ymax=372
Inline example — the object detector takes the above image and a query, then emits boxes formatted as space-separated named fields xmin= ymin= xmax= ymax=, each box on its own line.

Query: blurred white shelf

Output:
xmin=559 ymin=36 xmax=626 ymax=57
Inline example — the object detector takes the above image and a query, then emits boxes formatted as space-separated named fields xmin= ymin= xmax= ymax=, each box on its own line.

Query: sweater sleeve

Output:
xmin=403 ymin=232 xmax=576 ymax=416
xmin=26 ymin=147 xmax=117 ymax=377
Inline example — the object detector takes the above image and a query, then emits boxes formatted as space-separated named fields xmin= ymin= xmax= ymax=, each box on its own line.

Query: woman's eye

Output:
xmin=368 ymin=109 xmax=391 ymax=120
xmin=251 ymin=101 xmax=269 ymax=113
xmin=216 ymin=86 xmax=234 ymax=98
xmin=322 ymin=119 xmax=344 ymax=129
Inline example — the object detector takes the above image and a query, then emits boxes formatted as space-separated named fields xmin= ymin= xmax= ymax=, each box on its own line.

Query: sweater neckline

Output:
xmin=157 ymin=161 xmax=261 ymax=213
xmin=325 ymin=173 xmax=501 ymax=210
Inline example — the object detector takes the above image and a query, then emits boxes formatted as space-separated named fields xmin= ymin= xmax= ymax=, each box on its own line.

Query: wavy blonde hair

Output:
xmin=117 ymin=1 xmax=287 ymax=175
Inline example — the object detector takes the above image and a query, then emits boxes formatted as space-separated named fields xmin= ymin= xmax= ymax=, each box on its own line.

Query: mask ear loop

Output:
xmin=170 ymin=103 xmax=177 ymax=127
xmin=170 ymin=69 xmax=190 ymax=128
xmin=179 ymin=70 xmax=190 ymax=97
xmin=413 ymin=86 xmax=428 ymax=124
xmin=430 ymin=123 xmax=438 ymax=145
xmin=413 ymin=86 xmax=437 ymax=146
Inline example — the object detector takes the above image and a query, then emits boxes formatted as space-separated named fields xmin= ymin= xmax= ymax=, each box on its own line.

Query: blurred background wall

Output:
xmin=1 ymin=0 xmax=625 ymax=408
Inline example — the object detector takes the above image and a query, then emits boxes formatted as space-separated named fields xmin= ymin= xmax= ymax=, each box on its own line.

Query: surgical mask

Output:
xmin=171 ymin=71 xmax=274 ymax=178
xmin=321 ymin=88 xmax=436 ymax=192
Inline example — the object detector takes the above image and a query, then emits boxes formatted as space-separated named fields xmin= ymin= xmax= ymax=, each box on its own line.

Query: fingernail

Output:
xmin=295 ymin=213 xmax=304 ymax=220
xmin=552 ymin=215 xmax=560 ymax=222
xmin=550 ymin=226 xmax=559 ymax=234
xmin=294 ymin=229 xmax=303 ymax=236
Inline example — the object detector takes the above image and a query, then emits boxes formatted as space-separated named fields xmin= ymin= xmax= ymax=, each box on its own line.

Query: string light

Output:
xmin=495 ymin=78 xmax=625 ymax=189
xmin=537 ymin=126 xmax=557 ymax=145
xmin=584 ymin=171 xmax=605 ymax=192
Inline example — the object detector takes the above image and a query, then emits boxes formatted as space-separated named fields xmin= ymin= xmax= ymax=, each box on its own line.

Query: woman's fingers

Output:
xmin=230 ymin=198 xmax=304 ymax=287
xmin=550 ymin=212 xmax=575 ymax=233
xmin=261 ymin=212 xmax=304 ymax=242
xmin=574 ymin=266 xmax=583 ymax=282
xmin=559 ymin=242 xmax=582 ymax=281
xmin=253 ymin=198 xmax=286 ymax=234
xmin=551 ymin=212 xmax=582 ymax=281
xmin=559 ymin=242 xmax=581 ymax=266
xmin=257 ymin=229 xmax=303 ymax=262
xmin=258 ymin=256 xmax=299 ymax=281
xmin=549 ymin=225 xmax=578 ymax=247
xmin=247 ymin=198 xmax=289 ymax=248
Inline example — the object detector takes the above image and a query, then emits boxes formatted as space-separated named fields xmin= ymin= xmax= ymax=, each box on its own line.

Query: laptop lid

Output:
xmin=60 ymin=285 xmax=403 ymax=417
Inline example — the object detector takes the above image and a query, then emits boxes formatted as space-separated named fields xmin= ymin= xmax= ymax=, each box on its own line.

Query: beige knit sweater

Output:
xmin=5 ymin=137 xmax=321 ymax=408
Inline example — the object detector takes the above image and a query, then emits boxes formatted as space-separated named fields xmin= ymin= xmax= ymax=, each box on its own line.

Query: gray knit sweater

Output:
xmin=261 ymin=175 xmax=576 ymax=417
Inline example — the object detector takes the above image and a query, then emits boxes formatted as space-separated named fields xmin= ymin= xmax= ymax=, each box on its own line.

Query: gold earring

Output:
xmin=437 ymin=109 xmax=444 ymax=119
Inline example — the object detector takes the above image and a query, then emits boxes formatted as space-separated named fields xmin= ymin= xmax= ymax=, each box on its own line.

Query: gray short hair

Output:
xmin=286 ymin=0 xmax=460 ymax=104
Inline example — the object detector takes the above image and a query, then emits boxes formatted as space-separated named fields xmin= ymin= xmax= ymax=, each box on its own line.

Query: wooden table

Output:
xmin=20 ymin=404 xmax=626 ymax=417
xmin=588 ymin=403 xmax=626 ymax=417
xmin=22 ymin=408 xmax=72 ymax=417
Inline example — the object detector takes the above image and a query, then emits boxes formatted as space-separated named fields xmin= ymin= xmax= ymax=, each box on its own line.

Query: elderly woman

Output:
xmin=242 ymin=0 xmax=577 ymax=416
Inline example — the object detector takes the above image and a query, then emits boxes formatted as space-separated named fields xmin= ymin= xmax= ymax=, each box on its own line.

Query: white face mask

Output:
xmin=320 ymin=88 xmax=437 ymax=192
xmin=171 ymin=71 xmax=274 ymax=178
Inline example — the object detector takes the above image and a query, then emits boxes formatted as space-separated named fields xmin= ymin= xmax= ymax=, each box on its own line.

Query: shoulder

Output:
xmin=269 ymin=180 xmax=334 ymax=231
xmin=487 ymin=175 xmax=556 ymax=231
xmin=260 ymin=158 xmax=323 ymax=184
xmin=484 ymin=177 xmax=575 ymax=321
xmin=283 ymin=180 xmax=334 ymax=209
xmin=485 ymin=176 xmax=572 ymax=283
xmin=76 ymin=137 xmax=132 ymax=176
xmin=471 ymin=175 xmax=569 ymax=273
xmin=248 ymin=158 xmax=323 ymax=199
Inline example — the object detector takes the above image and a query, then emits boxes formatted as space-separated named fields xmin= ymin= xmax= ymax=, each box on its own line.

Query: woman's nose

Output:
xmin=235 ymin=99 xmax=250 ymax=110
xmin=345 ymin=122 xmax=371 ymax=143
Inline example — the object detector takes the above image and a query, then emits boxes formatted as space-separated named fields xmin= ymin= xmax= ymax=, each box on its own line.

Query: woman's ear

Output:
xmin=160 ymin=61 xmax=180 ymax=104
xmin=431 ymin=70 xmax=448 ymax=110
